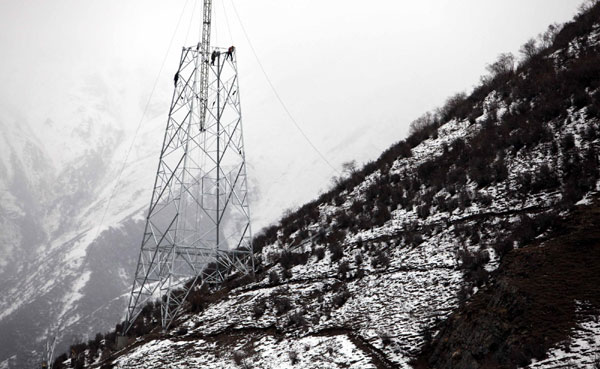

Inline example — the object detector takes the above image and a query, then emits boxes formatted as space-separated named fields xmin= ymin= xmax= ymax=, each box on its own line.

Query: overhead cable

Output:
xmin=93 ymin=0 xmax=192 ymax=242
xmin=229 ymin=0 xmax=341 ymax=175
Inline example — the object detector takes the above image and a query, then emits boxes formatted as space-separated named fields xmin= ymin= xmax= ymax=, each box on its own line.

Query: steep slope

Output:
xmin=415 ymin=199 xmax=600 ymax=368
xmin=57 ymin=4 xmax=600 ymax=369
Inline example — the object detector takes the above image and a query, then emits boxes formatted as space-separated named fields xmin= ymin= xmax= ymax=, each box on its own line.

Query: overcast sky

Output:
xmin=0 ymin=0 xmax=585 ymax=226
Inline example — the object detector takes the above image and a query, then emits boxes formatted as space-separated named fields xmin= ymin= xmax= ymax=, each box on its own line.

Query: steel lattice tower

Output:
xmin=124 ymin=0 xmax=253 ymax=332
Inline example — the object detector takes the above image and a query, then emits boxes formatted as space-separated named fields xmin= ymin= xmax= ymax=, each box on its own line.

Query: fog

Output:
xmin=0 ymin=0 xmax=584 ymax=226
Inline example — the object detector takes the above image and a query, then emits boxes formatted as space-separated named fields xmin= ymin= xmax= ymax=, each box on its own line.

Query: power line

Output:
xmin=228 ymin=0 xmax=341 ymax=176
xmin=93 ymin=0 xmax=192 ymax=242
xmin=221 ymin=0 xmax=234 ymax=45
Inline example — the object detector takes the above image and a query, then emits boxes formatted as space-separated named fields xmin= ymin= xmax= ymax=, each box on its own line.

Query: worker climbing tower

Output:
xmin=124 ymin=0 xmax=253 ymax=332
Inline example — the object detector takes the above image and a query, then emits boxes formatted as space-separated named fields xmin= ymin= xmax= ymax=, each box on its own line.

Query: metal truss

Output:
xmin=124 ymin=45 xmax=254 ymax=332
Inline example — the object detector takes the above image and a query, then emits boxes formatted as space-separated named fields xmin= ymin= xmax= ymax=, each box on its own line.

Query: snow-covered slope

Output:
xmin=0 ymin=46 xmax=390 ymax=369
xmin=87 ymin=8 xmax=600 ymax=369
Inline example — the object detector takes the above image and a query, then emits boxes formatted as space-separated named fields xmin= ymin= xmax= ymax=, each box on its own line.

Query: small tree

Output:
xmin=577 ymin=0 xmax=600 ymax=15
xmin=409 ymin=111 xmax=437 ymax=135
xmin=233 ymin=349 xmax=253 ymax=369
xmin=486 ymin=53 xmax=515 ymax=77
xmin=332 ymin=287 xmax=352 ymax=308
xmin=538 ymin=23 xmax=561 ymax=48
xmin=272 ymin=291 xmax=293 ymax=315
xmin=313 ymin=247 xmax=325 ymax=260
xmin=342 ymin=160 xmax=358 ymax=176
xmin=519 ymin=38 xmax=539 ymax=62
xmin=437 ymin=92 xmax=468 ymax=122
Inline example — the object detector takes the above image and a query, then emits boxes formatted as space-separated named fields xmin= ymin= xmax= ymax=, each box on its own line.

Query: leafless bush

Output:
xmin=409 ymin=111 xmax=438 ymax=136
xmin=354 ymin=253 xmax=363 ymax=266
xmin=378 ymin=331 xmax=393 ymax=346
xmin=332 ymin=286 xmax=352 ymax=308
xmin=338 ymin=260 xmax=350 ymax=279
xmin=328 ymin=242 xmax=344 ymax=262
xmin=288 ymin=350 xmax=299 ymax=365
xmin=272 ymin=293 xmax=292 ymax=315
xmin=342 ymin=160 xmax=358 ymax=176
xmin=268 ymin=270 xmax=280 ymax=285
xmin=253 ymin=298 xmax=267 ymax=319
xmin=578 ymin=0 xmax=600 ymax=16
xmin=437 ymin=92 xmax=468 ymax=122
xmin=485 ymin=53 xmax=515 ymax=79
xmin=538 ymin=23 xmax=562 ymax=48
xmin=313 ymin=246 xmax=325 ymax=260
xmin=233 ymin=348 xmax=253 ymax=369
xmin=519 ymin=38 xmax=539 ymax=62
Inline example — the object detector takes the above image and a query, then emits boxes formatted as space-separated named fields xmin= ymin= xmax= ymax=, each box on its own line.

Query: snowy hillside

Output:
xmin=0 ymin=39 xmax=395 ymax=369
xmin=57 ymin=5 xmax=600 ymax=369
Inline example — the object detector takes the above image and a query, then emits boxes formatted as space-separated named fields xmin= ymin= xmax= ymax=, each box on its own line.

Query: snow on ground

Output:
xmin=113 ymin=335 xmax=376 ymax=369
xmin=113 ymin=103 xmax=594 ymax=367
xmin=526 ymin=301 xmax=600 ymax=369
xmin=110 ymin=29 xmax=600 ymax=368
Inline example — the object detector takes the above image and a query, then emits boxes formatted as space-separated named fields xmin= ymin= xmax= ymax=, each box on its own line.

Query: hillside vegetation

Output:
xmin=55 ymin=3 xmax=600 ymax=369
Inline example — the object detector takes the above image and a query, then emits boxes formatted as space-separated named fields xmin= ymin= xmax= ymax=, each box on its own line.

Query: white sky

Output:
xmin=0 ymin=0 xmax=585 ymax=227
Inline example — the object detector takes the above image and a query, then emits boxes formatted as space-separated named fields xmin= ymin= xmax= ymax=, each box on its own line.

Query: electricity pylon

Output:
xmin=124 ymin=0 xmax=253 ymax=332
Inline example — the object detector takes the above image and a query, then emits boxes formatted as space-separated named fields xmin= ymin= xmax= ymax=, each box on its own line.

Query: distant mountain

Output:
xmin=0 ymin=43 xmax=387 ymax=369
xmin=0 ymin=90 xmax=148 ymax=368
xmin=57 ymin=4 xmax=600 ymax=369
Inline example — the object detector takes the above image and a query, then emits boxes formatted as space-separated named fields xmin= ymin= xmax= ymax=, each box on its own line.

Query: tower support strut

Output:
xmin=124 ymin=0 xmax=253 ymax=333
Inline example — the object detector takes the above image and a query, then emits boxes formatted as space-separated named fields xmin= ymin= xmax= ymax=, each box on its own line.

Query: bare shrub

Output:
xmin=354 ymin=253 xmax=363 ymax=266
xmin=485 ymin=53 xmax=515 ymax=78
xmin=233 ymin=348 xmax=253 ymax=368
xmin=282 ymin=268 xmax=293 ymax=280
xmin=313 ymin=246 xmax=325 ymax=261
xmin=538 ymin=23 xmax=562 ymax=48
xmin=288 ymin=350 xmax=299 ymax=365
xmin=338 ymin=260 xmax=350 ymax=279
xmin=437 ymin=92 xmax=469 ymax=122
xmin=519 ymin=38 xmax=539 ymax=62
xmin=268 ymin=270 xmax=280 ymax=285
xmin=328 ymin=243 xmax=344 ymax=262
xmin=577 ymin=0 xmax=600 ymax=17
xmin=493 ymin=238 xmax=514 ymax=258
xmin=288 ymin=310 xmax=307 ymax=328
xmin=332 ymin=286 xmax=352 ymax=308
xmin=342 ymin=160 xmax=358 ymax=176
xmin=408 ymin=111 xmax=438 ymax=136
xmin=371 ymin=249 xmax=390 ymax=269
xmin=253 ymin=299 xmax=267 ymax=319
xmin=272 ymin=292 xmax=292 ymax=315
xmin=378 ymin=331 xmax=393 ymax=347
